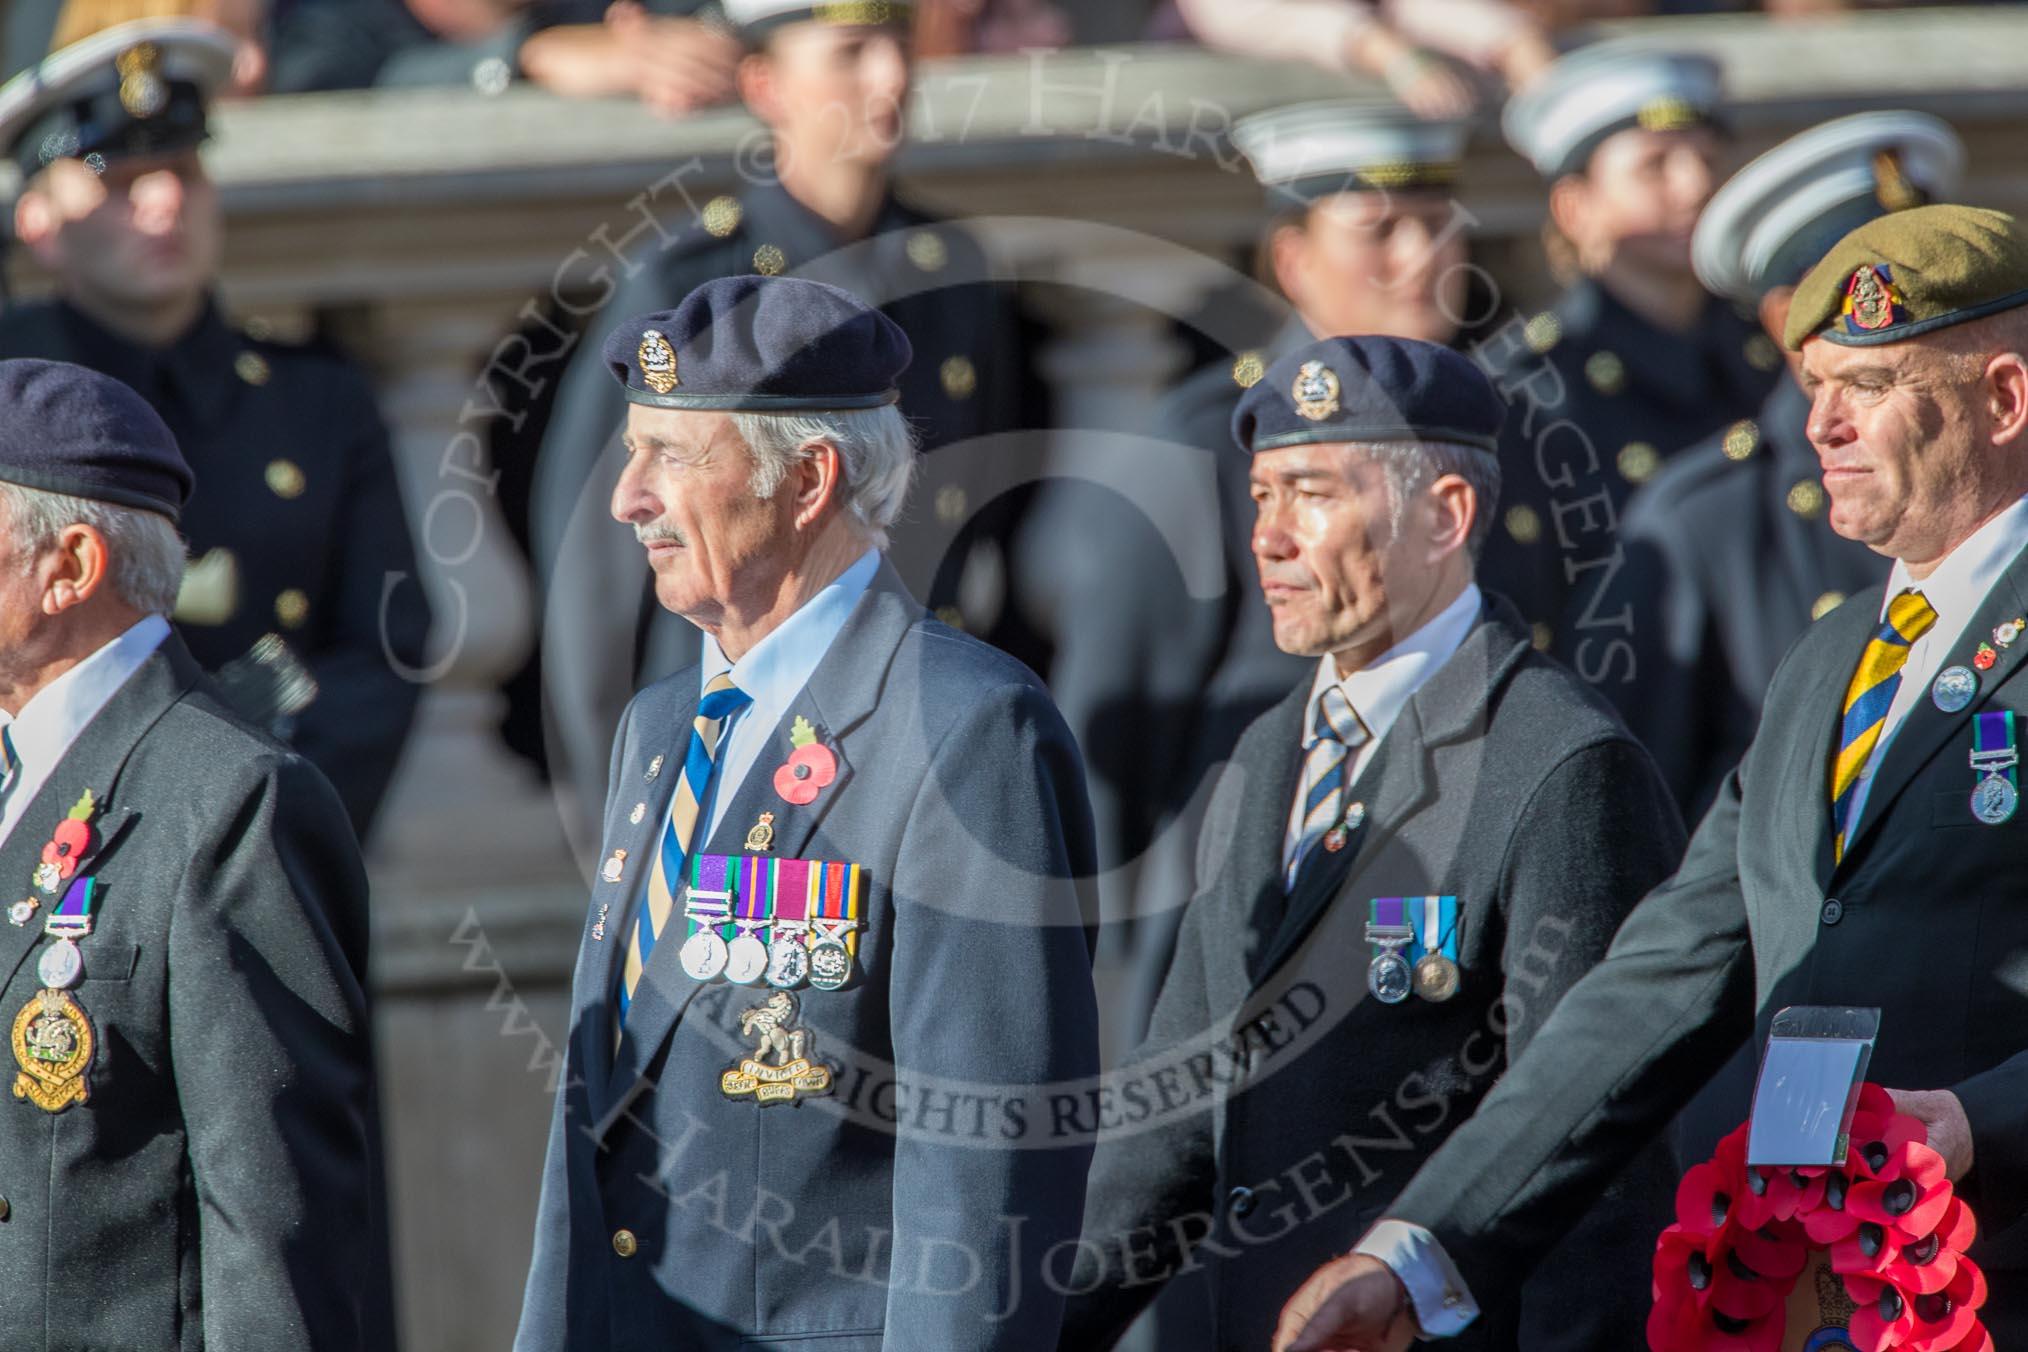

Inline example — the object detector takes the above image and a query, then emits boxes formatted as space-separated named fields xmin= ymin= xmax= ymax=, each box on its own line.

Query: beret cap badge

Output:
xmin=1843 ymin=264 xmax=1903 ymax=334
xmin=1292 ymin=361 xmax=1342 ymax=422
xmin=638 ymin=330 xmax=680 ymax=395
xmin=115 ymin=43 xmax=167 ymax=119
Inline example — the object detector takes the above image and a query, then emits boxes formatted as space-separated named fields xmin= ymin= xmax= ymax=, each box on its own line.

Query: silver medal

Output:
xmin=37 ymin=938 xmax=83 ymax=990
xmin=679 ymin=929 xmax=729 ymax=981
xmin=1367 ymin=945 xmax=1412 ymax=1005
xmin=766 ymin=936 xmax=810 ymax=989
xmin=1932 ymin=665 xmax=1980 ymax=714
xmin=808 ymin=938 xmax=852 ymax=991
xmin=1972 ymin=775 xmax=2018 ymax=825
xmin=724 ymin=934 xmax=769 ymax=985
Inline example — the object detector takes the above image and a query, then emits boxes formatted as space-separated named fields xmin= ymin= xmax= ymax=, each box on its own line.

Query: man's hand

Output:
xmin=1888 ymin=1088 xmax=1975 ymax=1182
xmin=614 ymin=5 xmax=741 ymax=117
xmin=1273 ymin=1252 xmax=1418 ymax=1352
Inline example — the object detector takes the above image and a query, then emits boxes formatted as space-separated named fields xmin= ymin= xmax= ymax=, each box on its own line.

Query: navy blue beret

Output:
xmin=603 ymin=275 xmax=911 ymax=413
xmin=0 ymin=359 xmax=192 ymax=521
xmin=1233 ymin=336 xmax=1505 ymax=455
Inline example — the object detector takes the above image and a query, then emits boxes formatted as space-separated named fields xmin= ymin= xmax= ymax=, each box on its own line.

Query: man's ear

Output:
xmin=1426 ymin=472 xmax=1476 ymax=565
xmin=792 ymin=441 xmax=843 ymax=529
xmin=1985 ymin=351 xmax=2028 ymax=450
xmin=1269 ymin=221 xmax=1311 ymax=311
xmin=41 ymin=523 xmax=111 ymax=616
xmin=737 ymin=50 xmax=782 ymax=128
xmin=1545 ymin=174 xmax=1589 ymax=254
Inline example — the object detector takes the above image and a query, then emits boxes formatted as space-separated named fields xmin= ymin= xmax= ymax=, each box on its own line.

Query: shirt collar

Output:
xmin=700 ymin=548 xmax=882 ymax=713
xmin=1303 ymin=583 xmax=1483 ymax=750
xmin=1882 ymin=493 xmax=2028 ymax=640
xmin=0 ymin=615 xmax=170 ymax=774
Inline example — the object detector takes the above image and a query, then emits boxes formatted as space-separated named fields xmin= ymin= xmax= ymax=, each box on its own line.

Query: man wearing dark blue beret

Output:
xmin=0 ymin=358 xmax=389 ymax=1348
xmin=1059 ymin=334 xmax=1682 ymax=1351
xmin=0 ymin=18 xmax=432 ymax=842
xmin=514 ymin=275 xmax=1099 ymax=1352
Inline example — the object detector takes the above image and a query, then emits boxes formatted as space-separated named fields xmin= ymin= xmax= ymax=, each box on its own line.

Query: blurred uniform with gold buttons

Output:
xmin=1479 ymin=42 xmax=1776 ymax=646
xmin=1588 ymin=111 xmax=1960 ymax=825
xmin=520 ymin=0 xmax=1039 ymax=834
xmin=0 ymin=19 xmax=432 ymax=840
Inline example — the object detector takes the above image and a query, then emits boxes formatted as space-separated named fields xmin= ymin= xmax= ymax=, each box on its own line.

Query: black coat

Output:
xmin=0 ymin=301 xmax=431 ymax=839
xmin=1390 ymin=539 xmax=2028 ymax=1345
xmin=0 ymin=634 xmax=387 ymax=1350
xmin=1061 ymin=597 xmax=1685 ymax=1351
xmin=1477 ymin=278 xmax=1779 ymax=639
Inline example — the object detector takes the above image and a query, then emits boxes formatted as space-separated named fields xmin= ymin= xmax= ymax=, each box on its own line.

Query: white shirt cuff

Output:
xmin=1354 ymin=1220 xmax=1480 ymax=1338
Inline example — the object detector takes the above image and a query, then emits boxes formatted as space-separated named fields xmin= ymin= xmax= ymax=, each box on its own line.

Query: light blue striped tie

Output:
xmin=1286 ymin=686 xmax=1369 ymax=890
xmin=0 ymin=725 xmax=17 ymax=803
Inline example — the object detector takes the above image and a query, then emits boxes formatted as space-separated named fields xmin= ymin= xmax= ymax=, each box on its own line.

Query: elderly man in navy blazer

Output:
xmin=514 ymin=275 xmax=1100 ymax=1352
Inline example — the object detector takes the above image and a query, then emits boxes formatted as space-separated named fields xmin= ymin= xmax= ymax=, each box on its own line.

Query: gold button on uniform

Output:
xmin=1524 ymin=312 xmax=1561 ymax=354
xmin=906 ymin=230 xmax=947 ymax=272
xmin=234 ymin=351 xmax=271 ymax=386
xmin=1530 ymin=622 xmax=1553 ymax=652
xmin=1812 ymin=591 xmax=1848 ymax=621
xmin=1583 ymin=350 xmax=1625 ymax=396
xmin=940 ymin=355 xmax=977 ymax=401
xmin=1504 ymin=504 xmax=1542 ymax=546
xmin=702 ymin=195 xmax=742 ymax=238
xmin=1616 ymin=442 xmax=1660 ymax=485
xmin=612 ymin=1229 xmax=638 ymax=1258
xmin=266 ymin=459 xmax=306 ymax=500
xmin=935 ymin=605 xmax=966 ymax=632
xmin=753 ymin=245 xmax=786 ymax=277
xmin=1744 ymin=333 xmax=1782 ymax=371
xmin=1231 ymin=351 xmax=1265 ymax=389
xmin=1722 ymin=420 xmax=1760 ymax=461
xmin=0 ymin=1196 xmax=10 ymax=1222
xmin=1787 ymin=480 xmax=1827 ymax=520
xmin=275 ymin=589 xmax=310 ymax=629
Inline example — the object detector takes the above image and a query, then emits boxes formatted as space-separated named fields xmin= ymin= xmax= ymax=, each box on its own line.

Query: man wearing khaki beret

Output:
xmin=1272 ymin=203 xmax=2028 ymax=1350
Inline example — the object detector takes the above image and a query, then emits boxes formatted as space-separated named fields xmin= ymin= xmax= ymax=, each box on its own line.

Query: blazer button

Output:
xmin=612 ymin=1228 xmax=638 ymax=1258
xmin=1227 ymin=1186 xmax=1257 ymax=1219
xmin=0 ymin=1196 xmax=9 ymax=1222
xmin=1821 ymin=898 xmax=1844 ymax=926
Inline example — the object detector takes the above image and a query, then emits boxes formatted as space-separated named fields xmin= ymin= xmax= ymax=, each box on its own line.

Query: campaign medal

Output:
xmin=12 ymin=988 xmax=93 ymax=1113
xmin=1969 ymin=710 xmax=2019 ymax=826
xmin=678 ymin=854 xmax=735 ymax=981
xmin=744 ymin=812 xmax=777 ymax=854
xmin=720 ymin=990 xmax=833 ymax=1105
xmin=32 ymin=790 xmax=97 ymax=895
xmin=1408 ymin=895 xmax=1461 ymax=1003
xmin=36 ymin=875 xmax=96 ymax=990
xmin=807 ymin=861 xmax=864 ymax=992
xmin=725 ymin=857 xmax=775 ymax=985
xmin=1932 ymin=665 xmax=1980 ymax=714
xmin=766 ymin=859 xmax=816 ymax=989
xmin=1364 ymin=898 xmax=1414 ymax=1005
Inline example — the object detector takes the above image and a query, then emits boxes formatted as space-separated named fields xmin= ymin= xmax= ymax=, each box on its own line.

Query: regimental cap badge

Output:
xmin=638 ymin=330 xmax=680 ymax=396
xmin=1841 ymin=263 xmax=1904 ymax=334
xmin=1292 ymin=361 xmax=1342 ymax=422
xmin=116 ymin=43 xmax=169 ymax=120
xmin=1636 ymin=95 xmax=1699 ymax=133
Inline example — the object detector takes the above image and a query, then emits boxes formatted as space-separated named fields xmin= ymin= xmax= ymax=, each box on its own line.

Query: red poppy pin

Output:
xmin=773 ymin=716 xmax=837 ymax=807
xmin=33 ymin=790 xmax=97 ymax=895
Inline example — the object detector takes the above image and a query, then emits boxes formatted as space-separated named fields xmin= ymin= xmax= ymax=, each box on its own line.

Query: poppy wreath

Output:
xmin=1650 ymin=1085 xmax=1989 ymax=1352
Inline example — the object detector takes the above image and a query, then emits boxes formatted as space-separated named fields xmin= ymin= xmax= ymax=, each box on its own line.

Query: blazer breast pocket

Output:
xmin=78 ymin=943 xmax=140 ymax=983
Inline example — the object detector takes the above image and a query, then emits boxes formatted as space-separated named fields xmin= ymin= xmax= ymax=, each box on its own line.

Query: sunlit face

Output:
xmin=1802 ymin=337 xmax=1986 ymax=563
xmin=1278 ymin=191 xmax=1470 ymax=345
xmin=610 ymin=407 xmax=797 ymax=629
xmin=1563 ymin=126 xmax=1722 ymax=276
xmin=755 ymin=24 xmax=911 ymax=173
xmin=22 ymin=150 xmax=221 ymax=312
xmin=1250 ymin=442 xmax=1420 ymax=660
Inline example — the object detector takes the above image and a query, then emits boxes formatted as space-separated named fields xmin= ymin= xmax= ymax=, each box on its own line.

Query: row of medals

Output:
xmin=679 ymin=921 xmax=854 ymax=992
xmin=1367 ymin=934 xmax=1458 ymax=1006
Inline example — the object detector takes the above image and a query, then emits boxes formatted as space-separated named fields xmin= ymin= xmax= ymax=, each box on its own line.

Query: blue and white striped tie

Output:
xmin=1285 ymin=685 xmax=1369 ymax=890
xmin=0 ymin=725 xmax=17 ymax=803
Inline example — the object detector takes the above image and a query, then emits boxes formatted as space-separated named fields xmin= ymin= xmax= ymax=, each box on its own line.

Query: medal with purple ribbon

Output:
xmin=1970 ymin=710 xmax=2018 ymax=825
xmin=679 ymin=853 xmax=734 ymax=981
xmin=727 ymin=857 xmax=774 ymax=984
xmin=1364 ymin=897 xmax=1413 ymax=1004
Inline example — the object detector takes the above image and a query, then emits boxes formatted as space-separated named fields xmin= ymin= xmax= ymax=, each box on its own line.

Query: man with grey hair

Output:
xmin=0 ymin=358 xmax=388 ymax=1348
xmin=516 ymin=278 xmax=1100 ymax=1351
xmin=1059 ymin=336 xmax=1681 ymax=1351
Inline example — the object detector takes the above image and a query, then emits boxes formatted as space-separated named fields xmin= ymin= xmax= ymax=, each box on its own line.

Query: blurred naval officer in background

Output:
xmin=1059 ymin=336 xmax=1681 ymax=1352
xmin=516 ymin=276 xmax=1099 ymax=1352
xmin=523 ymin=0 xmax=1040 ymax=839
xmin=1017 ymin=105 xmax=1476 ymax=1061
xmin=0 ymin=19 xmax=431 ymax=841
xmin=1477 ymin=42 xmax=1776 ymax=647
xmin=1599 ymin=111 xmax=1962 ymax=821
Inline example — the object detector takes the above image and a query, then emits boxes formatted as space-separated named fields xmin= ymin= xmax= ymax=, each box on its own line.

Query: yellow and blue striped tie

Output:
xmin=1830 ymin=589 xmax=1938 ymax=862
xmin=618 ymin=672 xmax=751 ymax=1034
xmin=1286 ymin=685 xmax=1370 ymax=891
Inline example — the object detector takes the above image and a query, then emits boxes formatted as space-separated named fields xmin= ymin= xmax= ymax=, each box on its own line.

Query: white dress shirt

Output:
xmin=693 ymin=548 xmax=881 ymax=837
xmin=1280 ymin=583 xmax=1483 ymax=883
xmin=1361 ymin=495 xmax=2028 ymax=1338
xmin=0 ymin=614 xmax=170 ymax=848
